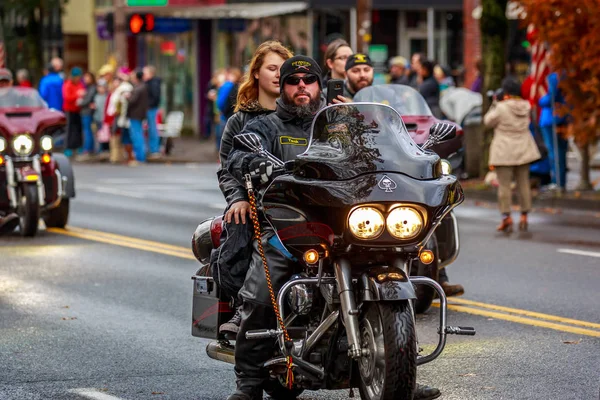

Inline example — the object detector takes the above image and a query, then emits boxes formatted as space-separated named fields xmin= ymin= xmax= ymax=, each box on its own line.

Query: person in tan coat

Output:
xmin=484 ymin=78 xmax=541 ymax=233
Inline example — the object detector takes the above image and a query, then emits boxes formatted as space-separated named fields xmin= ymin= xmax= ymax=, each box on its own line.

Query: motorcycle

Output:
xmin=191 ymin=103 xmax=475 ymax=399
xmin=354 ymin=85 xmax=463 ymax=313
xmin=0 ymin=87 xmax=75 ymax=237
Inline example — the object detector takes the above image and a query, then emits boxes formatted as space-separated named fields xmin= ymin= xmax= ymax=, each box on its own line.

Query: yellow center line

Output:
xmin=48 ymin=227 xmax=196 ymax=260
xmin=446 ymin=297 xmax=600 ymax=330
xmin=436 ymin=303 xmax=600 ymax=338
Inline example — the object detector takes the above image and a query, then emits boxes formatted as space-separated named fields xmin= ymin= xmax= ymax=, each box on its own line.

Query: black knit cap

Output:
xmin=279 ymin=55 xmax=322 ymax=89
xmin=345 ymin=53 xmax=373 ymax=71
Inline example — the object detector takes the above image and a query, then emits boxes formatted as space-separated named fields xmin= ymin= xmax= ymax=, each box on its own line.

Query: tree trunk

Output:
xmin=479 ymin=0 xmax=508 ymax=177
xmin=577 ymin=142 xmax=593 ymax=191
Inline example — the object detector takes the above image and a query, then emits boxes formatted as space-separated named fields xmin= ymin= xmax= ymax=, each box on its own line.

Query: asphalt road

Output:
xmin=1 ymin=163 xmax=599 ymax=400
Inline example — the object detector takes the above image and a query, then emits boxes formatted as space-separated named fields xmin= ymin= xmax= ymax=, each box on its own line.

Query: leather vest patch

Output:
xmin=279 ymin=136 xmax=307 ymax=146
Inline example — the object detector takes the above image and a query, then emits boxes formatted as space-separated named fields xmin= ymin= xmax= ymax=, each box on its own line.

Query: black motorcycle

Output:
xmin=191 ymin=103 xmax=475 ymax=400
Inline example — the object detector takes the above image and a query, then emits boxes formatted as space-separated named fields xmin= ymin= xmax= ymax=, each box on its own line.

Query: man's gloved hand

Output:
xmin=247 ymin=156 xmax=275 ymax=184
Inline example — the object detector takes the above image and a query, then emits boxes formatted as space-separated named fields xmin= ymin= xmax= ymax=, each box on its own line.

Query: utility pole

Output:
xmin=356 ymin=0 xmax=372 ymax=54
xmin=113 ymin=0 xmax=128 ymax=67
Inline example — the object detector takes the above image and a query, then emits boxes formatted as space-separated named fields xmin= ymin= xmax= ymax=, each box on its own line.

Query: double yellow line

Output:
xmin=433 ymin=298 xmax=600 ymax=338
xmin=49 ymin=226 xmax=600 ymax=338
xmin=48 ymin=226 xmax=196 ymax=260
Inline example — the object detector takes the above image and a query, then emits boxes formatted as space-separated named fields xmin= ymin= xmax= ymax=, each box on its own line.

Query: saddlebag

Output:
xmin=191 ymin=265 xmax=234 ymax=340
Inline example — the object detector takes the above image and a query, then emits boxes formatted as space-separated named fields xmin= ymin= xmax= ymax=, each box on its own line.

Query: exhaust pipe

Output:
xmin=206 ymin=341 xmax=235 ymax=364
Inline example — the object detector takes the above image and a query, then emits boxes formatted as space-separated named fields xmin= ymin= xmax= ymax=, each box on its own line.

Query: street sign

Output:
xmin=126 ymin=0 xmax=168 ymax=6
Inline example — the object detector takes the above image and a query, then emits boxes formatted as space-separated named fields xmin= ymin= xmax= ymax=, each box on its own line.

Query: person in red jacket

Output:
xmin=62 ymin=67 xmax=86 ymax=156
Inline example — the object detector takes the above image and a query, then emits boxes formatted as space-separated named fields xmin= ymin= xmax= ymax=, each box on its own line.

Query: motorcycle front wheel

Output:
xmin=357 ymin=301 xmax=417 ymax=400
xmin=18 ymin=184 xmax=40 ymax=237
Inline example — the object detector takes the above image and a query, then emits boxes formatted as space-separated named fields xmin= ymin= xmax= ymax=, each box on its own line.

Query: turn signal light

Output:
xmin=303 ymin=249 xmax=319 ymax=265
xmin=419 ymin=249 xmax=434 ymax=265
xmin=42 ymin=154 xmax=51 ymax=164
xmin=0 ymin=155 xmax=4 ymax=166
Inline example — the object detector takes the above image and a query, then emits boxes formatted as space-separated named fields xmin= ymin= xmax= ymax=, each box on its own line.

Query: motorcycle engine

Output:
xmin=287 ymin=274 xmax=313 ymax=315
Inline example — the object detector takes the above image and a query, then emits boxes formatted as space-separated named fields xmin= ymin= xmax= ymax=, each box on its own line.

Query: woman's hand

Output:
xmin=225 ymin=201 xmax=252 ymax=224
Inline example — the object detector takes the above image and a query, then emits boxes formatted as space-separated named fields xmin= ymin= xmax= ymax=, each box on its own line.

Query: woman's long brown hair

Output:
xmin=235 ymin=41 xmax=293 ymax=112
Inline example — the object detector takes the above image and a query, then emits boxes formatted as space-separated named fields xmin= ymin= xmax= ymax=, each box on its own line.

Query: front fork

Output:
xmin=5 ymin=156 xmax=45 ymax=209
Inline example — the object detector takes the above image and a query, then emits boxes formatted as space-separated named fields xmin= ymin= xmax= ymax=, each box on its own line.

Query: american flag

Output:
xmin=527 ymin=24 xmax=549 ymax=106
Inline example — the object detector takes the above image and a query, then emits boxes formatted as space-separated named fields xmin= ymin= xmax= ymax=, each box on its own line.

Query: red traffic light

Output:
xmin=129 ymin=13 xmax=155 ymax=34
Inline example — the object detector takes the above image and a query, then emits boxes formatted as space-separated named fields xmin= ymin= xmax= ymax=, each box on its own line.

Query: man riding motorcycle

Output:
xmin=225 ymin=55 xmax=441 ymax=400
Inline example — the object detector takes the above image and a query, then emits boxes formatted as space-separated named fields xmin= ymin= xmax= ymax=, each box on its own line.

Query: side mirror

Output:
xmin=423 ymin=122 xmax=457 ymax=149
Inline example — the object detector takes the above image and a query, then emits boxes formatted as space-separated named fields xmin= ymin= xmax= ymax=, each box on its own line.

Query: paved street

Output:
xmin=1 ymin=163 xmax=599 ymax=400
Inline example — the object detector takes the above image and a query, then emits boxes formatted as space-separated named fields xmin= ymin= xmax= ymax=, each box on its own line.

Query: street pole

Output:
xmin=113 ymin=0 xmax=128 ymax=67
xmin=356 ymin=0 xmax=372 ymax=54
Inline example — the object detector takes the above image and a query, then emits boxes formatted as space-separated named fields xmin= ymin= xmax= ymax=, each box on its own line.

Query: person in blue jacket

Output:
xmin=39 ymin=59 xmax=64 ymax=111
xmin=538 ymin=71 xmax=569 ymax=189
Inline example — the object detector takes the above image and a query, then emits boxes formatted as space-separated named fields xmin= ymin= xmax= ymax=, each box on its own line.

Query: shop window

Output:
xmin=406 ymin=11 xmax=427 ymax=29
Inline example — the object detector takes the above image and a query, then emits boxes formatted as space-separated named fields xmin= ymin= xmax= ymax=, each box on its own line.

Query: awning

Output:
xmin=153 ymin=2 xmax=308 ymax=19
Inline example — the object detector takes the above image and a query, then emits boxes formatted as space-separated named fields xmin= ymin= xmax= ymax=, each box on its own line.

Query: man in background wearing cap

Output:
xmin=389 ymin=56 xmax=410 ymax=85
xmin=225 ymin=55 xmax=326 ymax=400
xmin=39 ymin=58 xmax=64 ymax=111
xmin=0 ymin=68 xmax=13 ymax=88
xmin=344 ymin=53 xmax=374 ymax=99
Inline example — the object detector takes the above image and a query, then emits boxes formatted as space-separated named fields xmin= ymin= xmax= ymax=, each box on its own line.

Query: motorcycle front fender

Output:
xmin=359 ymin=266 xmax=417 ymax=302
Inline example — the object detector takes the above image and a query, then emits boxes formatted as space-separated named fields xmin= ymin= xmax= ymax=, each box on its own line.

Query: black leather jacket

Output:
xmin=217 ymin=102 xmax=274 ymax=205
xmin=227 ymin=96 xmax=326 ymax=185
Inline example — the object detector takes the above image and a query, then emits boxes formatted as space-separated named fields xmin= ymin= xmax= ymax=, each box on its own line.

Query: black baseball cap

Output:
xmin=345 ymin=54 xmax=373 ymax=71
xmin=279 ymin=55 xmax=323 ymax=90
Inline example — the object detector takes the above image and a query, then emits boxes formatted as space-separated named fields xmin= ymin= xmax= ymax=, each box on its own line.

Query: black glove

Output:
xmin=247 ymin=156 xmax=275 ymax=184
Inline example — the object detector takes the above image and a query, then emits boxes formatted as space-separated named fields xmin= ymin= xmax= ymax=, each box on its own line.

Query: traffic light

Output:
xmin=129 ymin=13 xmax=155 ymax=34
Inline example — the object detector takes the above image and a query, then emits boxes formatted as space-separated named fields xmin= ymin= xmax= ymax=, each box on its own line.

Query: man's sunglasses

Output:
xmin=285 ymin=75 xmax=319 ymax=86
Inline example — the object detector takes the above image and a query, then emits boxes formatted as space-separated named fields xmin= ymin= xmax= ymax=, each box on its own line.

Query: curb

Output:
xmin=464 ymin=189 xmax=600 ymax=212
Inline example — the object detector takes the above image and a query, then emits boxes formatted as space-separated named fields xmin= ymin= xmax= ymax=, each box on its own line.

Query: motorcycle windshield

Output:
xmin=353 ymin=84 xmax=433 ymax=116
xmin=296 ymin=102 xmax=436 ymax=180
xmin=0 ymin=88 xmax=47 ymax=109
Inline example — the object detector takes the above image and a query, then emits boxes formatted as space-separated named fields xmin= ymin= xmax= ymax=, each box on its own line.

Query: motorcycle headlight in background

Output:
xmin=40 ymin=135 xmax=53 ymax=152
xmin=12 ymin=134 xmax=34 ymax=156
xmin=440 ymin=159 xmax=452 ymax=175
xmin=348 ymin=207 xmax=385 ymax=239
xmin=0 ymin=137 xmax=6 ymax=153
xmin=386 ymin=206 xmax=424 ymax=240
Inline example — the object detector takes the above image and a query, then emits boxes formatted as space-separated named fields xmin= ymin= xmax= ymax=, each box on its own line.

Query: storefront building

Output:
xmin=90 ymin=0 xmax=465 ymax=136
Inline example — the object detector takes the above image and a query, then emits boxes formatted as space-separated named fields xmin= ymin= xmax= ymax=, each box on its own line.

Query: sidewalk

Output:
xmin=463 ymin=158 xmax=600 ymax=211
xmin=148 ymin=136 xmax=218 ymax=164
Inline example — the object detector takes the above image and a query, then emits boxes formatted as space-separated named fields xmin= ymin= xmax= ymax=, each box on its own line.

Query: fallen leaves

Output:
xmin=151 ymin=392 xmax=165 ymax=395
xmin=562 ymin=339 xmax=582 ymax=345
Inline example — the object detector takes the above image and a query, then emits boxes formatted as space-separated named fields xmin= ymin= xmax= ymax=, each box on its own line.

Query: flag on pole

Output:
xmin=527 ymin=24 xmax=549 ymax=106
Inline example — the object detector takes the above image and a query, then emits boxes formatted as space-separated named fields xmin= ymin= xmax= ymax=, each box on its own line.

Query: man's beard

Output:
xmin=349 ymin=77 xmax=373 ymax=93
xmin=282 ymin=91 xmax=321 ymax=118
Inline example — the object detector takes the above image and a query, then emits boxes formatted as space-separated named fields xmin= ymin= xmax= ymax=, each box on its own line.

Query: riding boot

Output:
xmin=229 ymin=301 xmax=277 ymax=400
xmin=0 ymin=213 xmax=19 ymax=235
xmin=414 ymin=383 xmax=441 ymax=400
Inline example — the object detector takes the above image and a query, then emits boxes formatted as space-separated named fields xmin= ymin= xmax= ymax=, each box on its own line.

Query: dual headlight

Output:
xmin=348 ymin=206 xmax=424 ymax=240
xmin=6 ymin=134 xmax=53 ymax=156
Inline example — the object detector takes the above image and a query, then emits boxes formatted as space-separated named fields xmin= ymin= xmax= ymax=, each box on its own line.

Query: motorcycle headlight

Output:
xmin=12 ymin=134 xmax=34 ymax=156
xmin=348 ymin=207 xmax=385 ymax=239
xmin=0 ymin=137 xmax=6 ymax=153
xmin=40 ymin=135 xmax=53 ymax=152
xmin=386 ymin=207 xmax=424 ymax=240
xmin=440 ymin=159 xmax=452 ymax=175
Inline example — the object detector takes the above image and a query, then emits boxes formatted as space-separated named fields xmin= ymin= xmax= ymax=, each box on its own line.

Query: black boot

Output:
xmin=220 ymin=305 xmax=242 ymax=335
xmin=414 ymin=383 xmax=441 ymax=400
xmin=228 ymin=301 xmax=277 ymax=400
xmin=0 ymin=213 xmax=18 ymax=235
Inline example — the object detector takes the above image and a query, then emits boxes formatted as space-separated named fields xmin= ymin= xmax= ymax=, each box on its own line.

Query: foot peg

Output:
xmin=245 ymin=329 xmax=282 ymax=340
xmin=444 ymin=326 xmax=476 ymax=336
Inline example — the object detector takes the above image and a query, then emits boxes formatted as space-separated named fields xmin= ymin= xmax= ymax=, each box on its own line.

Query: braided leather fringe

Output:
xmin=247 ymin=188 xmax=295 ymax=389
